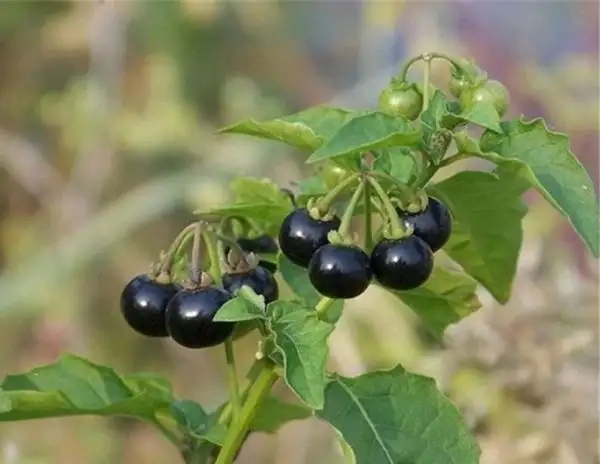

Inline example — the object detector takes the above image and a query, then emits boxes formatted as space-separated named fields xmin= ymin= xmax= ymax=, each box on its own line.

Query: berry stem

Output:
xmin=158 ymin=223 xmax=198 ymax=276
xmin=337 ymin=178 xmax=365 ymax=238
xmin=189 ymin=222 xmax=205 ymax=285
xmin=202 ymin=229 xmax=223 ymax=285
xmin=367 ymin=177 xmax=409 ymax=238
xmin=363 ymin=178 xmax=374 ymax=252
xmin=397 ymin=55 xmax=424 ymax=83
xmin=316 ymin=173 xmax=360 ymax=216
xmin=214 ymin=361 xmax=279 ymax=464
xmin=315 ymin=296 xmax=335 ymax=319
xmin=224 ymin=338 xmax=241 ymax=424
xmin=422 ymin=53 xmax=432 ymax=112
xmin=370 ymin=171 xmax=421 ymax=208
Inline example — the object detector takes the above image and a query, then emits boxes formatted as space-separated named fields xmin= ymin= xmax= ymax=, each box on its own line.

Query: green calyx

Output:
xmin=392 ymin=189 xmax=429 ymax=215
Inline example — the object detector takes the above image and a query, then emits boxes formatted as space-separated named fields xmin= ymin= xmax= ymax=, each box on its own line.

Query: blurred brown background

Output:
xmin=0 ymin=2 xmax=597 ymax=463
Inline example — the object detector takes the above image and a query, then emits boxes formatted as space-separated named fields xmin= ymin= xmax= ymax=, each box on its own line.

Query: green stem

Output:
xmin=370 ymin=171 xmax=413 ymax=195
xmin=414 ymin=163 xmax=439 ymax=188
xmin=158 ymin=223 xmax=198 ymax=275
xmin=368 ymin=177 xmax=406 ymax=237
xmin=152 ymin=416 xmax=181 ymax=448
xmin=316 ymin=173 xmax=359 ymax=215
xmin=439 ymin=151 xmax=471 ymax=167
xmin=203 ymin=229 xmax=222 ymax=285
xmin=426 ymin=52 xmax=463 ymax=72
xmin=224 ymin=338 xmax=241 ymax=424
xmin=189 ymin=222 xmax=205 ymax=285
xmin=422 ymin=55 xmax=432 ymax=111
xmin=214 ymin=362 xmax=279 ymax=464
xmin=337 ymin=179 xmax=365 ymax=238
xmin=363 ymin=179 xmax=373 ymax=252
xmin=315 ymin=297 xmax=335 ymax=319
xmin=397 ymin=55 xmax=424 ymax=82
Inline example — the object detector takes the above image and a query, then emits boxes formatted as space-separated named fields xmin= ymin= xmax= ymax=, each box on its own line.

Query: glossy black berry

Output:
xmin=222 ymin=266 xmax=279 ymax=304
xmin=120 ymin=274 xmax=179 ymax=337
xmin=370 ymin=236 xmax=434 ymax=291
xmin=308 ymin=244 xmax=372 ymax=299
xmin=279 ymin=208 xmax=341 ymax=268
xmin=165 ymin=287 xmax=234 ymax=349
xmin=397 ymin=197 xmax=452 ymax=252
xmin=236 ymin=235 xmax=278 ymax=254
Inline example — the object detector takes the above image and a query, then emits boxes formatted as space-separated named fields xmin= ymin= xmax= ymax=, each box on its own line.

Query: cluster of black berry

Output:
xmin=119 ymin=234 xmax=279 ymax=349
xmin=278 ymin=196 xmax=451 ymax=299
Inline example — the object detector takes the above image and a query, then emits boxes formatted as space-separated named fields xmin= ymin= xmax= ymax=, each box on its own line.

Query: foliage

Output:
xmin=1 ymin=52 xmax=597 ymax=464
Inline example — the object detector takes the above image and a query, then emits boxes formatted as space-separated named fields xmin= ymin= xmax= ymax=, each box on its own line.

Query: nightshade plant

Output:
xmin=1 ymin=53 xmax=598 ymax=464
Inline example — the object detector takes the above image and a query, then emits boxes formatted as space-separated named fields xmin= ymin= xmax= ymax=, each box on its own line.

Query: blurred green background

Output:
xmin=0 ymin=2 xmax=597 ymax=463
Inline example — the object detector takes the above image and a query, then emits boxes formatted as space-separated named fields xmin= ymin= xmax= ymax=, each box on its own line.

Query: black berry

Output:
xmin=397 ymin=197 xmax=452 ymax=252
xmin=308 ymin=244 xmax=372 ymax=299
xmin=279 ymin=208 xmax=341 ymax=268
xmin=165 ymin=287 xmax=234 ymax=349
xmin=120 ymin=274 xmax=179 ymax=337
xmin=222 ymin=266 xmax=279 ymax=304
xmin=370 ymin=236 xmax=434 ymax=291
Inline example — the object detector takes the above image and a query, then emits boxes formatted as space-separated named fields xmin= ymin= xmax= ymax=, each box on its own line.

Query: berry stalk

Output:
xmin=363 ymin=178 xmax=374 ymax=252
xmin=315 ymin=173 xmax=360 ymax=215
xmin=367 ymin=177 xmax=411 ymax=239
xmin=337 ymin=178 xmax=365 ymax=238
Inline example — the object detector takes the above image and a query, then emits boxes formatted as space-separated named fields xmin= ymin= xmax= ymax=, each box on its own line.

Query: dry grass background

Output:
xmin=0 ymin=2 xmax=597 ymax=464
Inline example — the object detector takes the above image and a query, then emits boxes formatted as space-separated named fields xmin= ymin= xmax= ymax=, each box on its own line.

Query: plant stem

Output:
xmin=414 ymin=163 xmax=439 ymax=188
xmin=337 ymin=179 xmax=365 ymax=238
xmin=316 ymin=173 xmax=359 ymax=215
xmin=224 ymin=338 xmax=241 ymax=424
xmin=158 ymin=223 xmax=198 ymax=275
xmin=363 ymin=179 xmax=373 ymax=252
xmin=315 ymin=297 xmax=335 ymax=319
xmin=370 ymin=171 xmax=413 ymax=195
xmin=422 ymin=54 xmax=432 ymax=111
xmin=439 ymin=151 xmax=471 ymax=167
xmin=397 ymin=54 xmax=424 ymax=82
xmin=214 ymin=362 xmax=279 ymax=464
xmin=189 ymin=222 xmax=205 ymax=285
xmin=203 ymin=229 xmax=222 ymax=285
xmin=367 ymin=177 xmax=407 ymax=238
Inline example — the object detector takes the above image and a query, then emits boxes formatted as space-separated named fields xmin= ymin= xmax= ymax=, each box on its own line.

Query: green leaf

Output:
xmin=196 ymin=177 xmax=294 ymax=237
xmin=392 ymin=267 xmax=481 ymax=339
xmin=251 ymin=396 xmax=312 ymax=433
xmin=219 ymin=106 xmax=361 ymax=151
xmin=373 ymin=148 xmax=419 ymax=184
xmin=278 ymin=255 xmax=344 ymax=324
xmin=267 ymin=300 xmax=334 ymax=409
xmin=444 ymin=99 xmax=503 ymax=134
xmin=196 ymin=202 xmax=291 ymax=237
xmin=429 ymin=171 xmax=527 ymax=303
xmin=479 ymin=118 xmax=599 ymax=257
xmin=460 ymin=100 xmax=503 ymax=133
xmin=420 ymin=90 xmax=452 ymax=162
xmin=0 ymin=355 xmax=172 ymax=422
xmin=214 ymin=287 xmax=266 ymax=322
xmin=316 ymin=366 xmax=481 ymax=464
xmin=230 ymin=177 xmax=290 ymax=206
xmin=306 ymin=112 xmax=420 ymax=164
